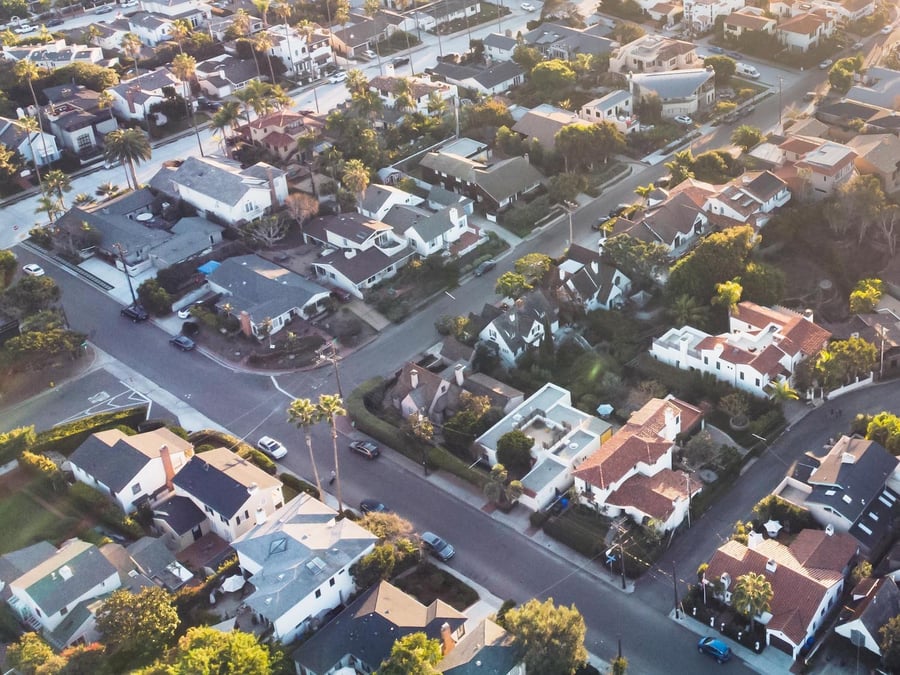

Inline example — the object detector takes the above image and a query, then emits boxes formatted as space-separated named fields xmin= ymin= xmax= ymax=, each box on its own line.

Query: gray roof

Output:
xmin=112 ymin=67 xmax=178 ymax=98
xmin=208 ymin=254 xmax=329 ymax=319
xmin=152 ymin=495 xmax=206 ymax=535
xmin=523 ymin=22 xmax=614 ymax=56
xmin=484 ymin=32 xmax=518 ymax=50
xmin=232 ymin=494 xmax=377 ymax=626
xmin=172 ymin=452 xmax=266 ymax=519
xmin=433 ymin=60 xmax=524 ymax=89
xmin=631 ymin=68 xmax=714 ymax=100
xmin=420 ymin=151 xmax=482 ymax=181
xmin=127 ymin=537 xmax=189 ymax=591
xmin=69 ymin=434 xmax=151 ymax=494
xmin=196 ymin=55 xmax=259 ymax=86
xmin=428 ymin=184 xmax=473 ymax=209
xmin=846 ymin=577 xmax=900 ymax=643
xmin=0 ymin=542 xmax=57 ymax=594
xmin=439 ymin=618 xmax=521 ymax=674
xmin=474 ymin=156 xmax=544 ymax=203
xmin=154 ymin=157 xmax=284 ymax=206
xmin=99 ymin=187 xmax=157 ymax=215
xmin=382 ymin=204 xmax=457 ymax=241
xmin=846 ymin=66 xmax=900 ymax=109
xmin=129 ymin=11 xmax=170 ymax=29
xmin=56 ymin=206 xmax=169 ymax=256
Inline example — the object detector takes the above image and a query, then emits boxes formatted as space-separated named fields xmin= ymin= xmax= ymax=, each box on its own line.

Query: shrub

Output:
xmin=0 ymin=425 xmax=36 ymax=464
xmin=136 ymin=278 xmax=173 ymax=316
xmin=69 ymin=482 xmax=144 ymax=539
xmin=542 ymin=516 xmax=605 ymax=558
xmin=187 ymin=429 xmax=275 ymax=474
xmin=280 ymin=472 xmax=319 ymax=499
xmin=29 ymin=407 xmax=148 ymax=456
xmin=19 ymin=450 xmax=59 ymax=477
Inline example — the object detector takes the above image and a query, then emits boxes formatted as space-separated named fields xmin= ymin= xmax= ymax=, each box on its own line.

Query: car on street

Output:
xmin=591 ymin=217 xmax=614 ymax=231
xmin=392 ymin=56 xmax=410 ymax=66
xmin=674 ymin=114 xmax=693 ymax=125
xmin=474 ymin=259 xmax=496 ymax=276
xmin=46 ymin=18 xmax=64 ymax=26
xmin=359 ymin=499 xmax=389 ymax=513
xmin=177 ymin=306 xmax=194 ymax=319
xmin=722 ymin=110 xmax=739 ymax=123
xmin=22 ymin=264 xmax=44 ymax=276
xmin=422 ymin=531 xmax=455 ymax=560
xmin=803 ymin=91 xmax=817 ymax=101
xmin=328 ymin=70 xmax=348 ymax=83
xmin=738 ymin=105 xmax=755 ymax=118
xmin=120 ymin=304 xmax=149 ymax=322
xmin=708 ymin=45 xmax=724 ymax=54
xmin=169 ymin=335 xmax=196 ymax=351
xmin=882 ymin=24 xmax=894 ymax=35
xmin=726 ymin=50 xmax=742 ymax=59
xmin=257 ymin=436 xmax=287 ymax=459
xmin=654 ymin=175 xmax=671 ymax=188
xmin=819 ymin=58 xmax=833 ymax=69
xmin=608 ymin=203 xmax=631 ymax=218
xmin=698 ymin=636 xmax=732 ymax=663
xmin=95 ymin=5 xmax=113 ymax=13
xmin=349 ymin=440 xmax=380 ymax=459
xmin=852 ymin=40 xmax=864 ymax=50
xmin=14 ymin=24 xmax=36 ymax=34
xmin=362 ymin=49 xmax=377 ymax=59
xmin=521 ymin=2 xmax=535 ymax=9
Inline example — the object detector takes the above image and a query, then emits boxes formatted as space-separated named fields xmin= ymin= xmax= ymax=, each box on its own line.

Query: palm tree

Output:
xmin=768 ymin=379 xmax=800 ymax=402
xmin=229 ymin=8 xmax=252 ymax=39
xmin=322 ymin=146 xmax=343 ymax=184
xmin=234 ymin=79 xmax=276 ymax=123
xmin=664 ymin=149 xmax=695 ymax=187
xmin=634 ymin=182 xmax=654 ymax=206
xmin=97 ymin=90 xmax=116 ymax=123
xmin=96 ymin=182 xmax=120 ymax=199
xmin=44 ymin=169 xmax=71 ymax=212
xmin=169 ymin=19 xmax=192 ymax=54
xmin=73 ymin=192 xmax=95 ymax=206
xmin=669 ymin=294 xmax=709 ymax=328
xmin=171 ymin=53 xmax=204 ymax=156
xmin=17 ymin=116 xmax=44 ymax=194
xmin=104 ymin=128 xmax=152 ymax=190
xmin=426 ymin=91 xmax=446 ymax=117
xmin=120 ymin=32 xmax=142 ymax=76
xmin=14 ymin=61 xmax=51 ymax=174
xmin=287 ymin=398 xmax=324 ymax=498
xmin=253 ymin=30 xmax=277 ymax=83
xmin=731 ymin=572 xmax=773 ymax=631
xmin=342 ymin=158 xmax=369 ymax=206
xmin=34 ymin=194 xmax=63 ymax=224
xmin=316 ymin=393 xmax=346 ymax=512
xmin=252 ymin=0 xmax=271 ymax=27
xmin=345 ymin=68 xmax=369 ymax=99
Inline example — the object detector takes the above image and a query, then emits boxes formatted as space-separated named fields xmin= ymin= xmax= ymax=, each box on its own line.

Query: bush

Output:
xmin=542 ymin=515 xmax=605 ymax=558
xmin=187 ymin=429 xmax=276 ymax=474
xmin=69 ymin=482 xmax=144 ymax=539
xmin=18 ymin=450 xmax=59 ymax=477
xmin=280 ymin=472 xmax=319 ymax=499
xmin=136 ymin=278 xmax=173 ymax=316
xmin=29 ymin=407 xmax=148 ymax=457
xmin=0 ymin=426 xmax=36 ymax=465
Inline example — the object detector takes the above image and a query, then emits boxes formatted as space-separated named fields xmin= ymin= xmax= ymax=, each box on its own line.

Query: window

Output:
xmin=315 ymin=589 xmax=321 ymax=598
xmin=245 ymin=510 xmax=250 ymax=519
xmin=220 ymin=514 xmax=227 ymax=523
xmin=329 ymin=578 xmax=335 ymax=587
xmin=60 ymin=606 xmax=68 ymax=616
xmin=755 ymin=378 xmax=760 ymax=386
xmin=739 ymin=372 xmax=744 ymax=380
xmin=716 ymin=362 xmax=721 ymax=370
xmin=76 ymin=134 xmax=91 ymax=150
xmin=703 ymin=356 xmax=708 ymax=365
xmin=236 ymin=516 xmax=241 ymax=525
xmin=132 ymin=483 xmax=142 ymax=494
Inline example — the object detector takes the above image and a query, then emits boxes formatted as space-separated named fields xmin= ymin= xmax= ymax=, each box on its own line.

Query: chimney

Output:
xmin=127 ymin=87 xmax=135 ymax=114
xmin=590 ymin=259 xmax=599 ymax=275
xmin=255 ymin=506 xmax=267 ymax=525
xmin=440 ymin=622 xmax=455 ymax=655
xmin=765 ymin=559 xmax=777 ymax=573
xmin=160 ymin=445 xmax=176 ymax=491
xmin=239 ymin=310 xmax=253 ymax=337
xmin=266 ymin=166 xmax=278 ymax=206
xmin=410 ymin=369 xmax=419 ymax=389
xmin=454 ymin=364 xmax=465 ymax=386
xmin=825 ymin=523 xmax=834 ymax=536
xmin=803 ymin=308 xmax=814 ymax=322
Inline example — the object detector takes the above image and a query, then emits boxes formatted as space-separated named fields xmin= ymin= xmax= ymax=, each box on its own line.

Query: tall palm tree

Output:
xmin=14 ymin=61 xmax=51 ymax=173
xmin=97 ymin=90 xmax=116 ymax=123
xmin=634 ymin=182 xmax=654 ymax=206
xmin=169 ymin=19 xmax=192 ymax=54
xmin=393 ymin=79 xmax=416 ymax=114
xmin=96 ymin=181 xmax=120 ymax=199
xmin=426 ymin=91 xmax=446 ymax=117
xmin=731 ymin=572 xmax=773 ymax=631
xmin=234 ymin=79 xmax=274 ymax=123
xmin=253 ymin=0 xmax=271 ymax=27
xmin=253 ymin=30 xmax=277 ymax=83
xmin=120 ymin=32 xmax=142 ymax=76
xmin=669 ymin=294 xmax=709 ymax=328
xmin=287 ymin=398 xmax=324 ymax=498
xmin=229 ymin=8 xmax=252 ymax=40
xmin=44 ymin=169 xmax=71 ymax=212
xmin=17 ymin=116 xmax=44 ymax=194
xmin=104 ymin=128 xmax=152 ymax=190
xmin=342 ymin=158 xmax=369 ymax=207
xmin=211 ymin=101 xmax=242 ymax=154
xmin=171 ymin=53 xmax=204 ymax=156
xmin=316 ymin=393 xmax=346 ymax=512
xmin=34 ymin=194 xmax=63 ymax=224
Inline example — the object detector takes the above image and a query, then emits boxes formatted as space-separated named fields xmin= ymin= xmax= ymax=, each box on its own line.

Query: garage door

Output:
xmin=768 ymin=633 xmax=795 ymax=657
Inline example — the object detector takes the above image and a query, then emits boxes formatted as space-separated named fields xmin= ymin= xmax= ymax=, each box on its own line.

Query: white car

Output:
xmin=674 ymin=115 xmax=693 ymax=125
xmin=521 ymin=2 xmax=535 ymax=10
xmin=257 ymin=436 xmax=287 ymax=460
xmin=362 ymin=49 xmax=377 ymax=59
xmin=329 ymin=70 xmax=348 ymax=84
xmin=818 ymin=58 xmax=833 ymax=70
xmin=882 ymin=24 xmax=894 ymax=35
xmin=22 ymin=264 xmax=44 ymax=276
xmin=14 ymin=24 xmax=36 ymax=34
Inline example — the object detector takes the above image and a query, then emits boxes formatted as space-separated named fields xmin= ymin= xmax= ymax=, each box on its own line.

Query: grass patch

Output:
xmin=0 ymin=486 xmax=81 ymax=554
xmin=395 ymin=562 xmax=479 ymax=611
xmin=367 ymin=257 xmax=460 ymax=323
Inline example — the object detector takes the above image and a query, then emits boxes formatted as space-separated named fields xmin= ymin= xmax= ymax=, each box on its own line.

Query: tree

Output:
xmin=378 ymin=632 xmax=442 ymax=675
xmin=712 ymin=277 xmax=742 ymax=315
xmin=242 ymin=214 xmax=289 ymax=246
xmin=287 ymin=397 xmax=324 ymax=497
xmin=603 ymin=233 xmax=670 ymax=286
xmin=610 ymin=655 xmax=629 ymax=675
xmin=171 ymin=52 xmax=204 ymax=157
xmin=667 ymin=226 xmax=757 ymax=303
xmin=464 ymin=99 xmax=514 ymax=131
xmin=44 ymin=168 xmax=72 ymax=212
xmin=548 ymin=172 xmax=587 ymax=203
xmin=284 ymin=192 xmax=319 ymax=236
xmin=351 ymin=543 xmax=401 ymax=587
xmin=96 ymin=181 xmax=120 ymax=199
xmin=211 ymin=100 xmax=242 ymax=152
xmin=512 ymin=44 xmax=543 ymax=72
xmin=703 ymin=55 xmax=736 ymax=84
xmin=634 ymin=182 xmax=654 ymax=206
xmin=866 ymin=411 xmax=900 ymax=454
xmin=768 ymin=379 xmax=799 ymax=402
xmin=514 ymin=253 xmax=552 ymax=284
xmin=610 ymin=22 xmax=645 ymax=44
xmin=828 ymin=62 xmax=854 ymax=93
xmin=503 ymin=598 xmax=588 ymax=674
xmin=496 ymin=429 xmax=534 ymax=477
xmin=120 ymin=32 xmax=143 ymax=75
xmin=530 ymin=59 xmax=576 ymax=103
xmin=719 ymin=392 xmax=749 ymax=425
xmin=168 ymin=627 xmax=271 ymax=674
xmin=730 ymin=124 xmax=763 ymax=152
xmin=136 ymin=278 xmax=173 ymax=315
xmin=881 ymin=615 xmax=900 ymax=672
xmin=815 ymin=337 xmax=878 ymax=389
xmin=253 ymin=30 xmax=278 ymax=83
xmin=851 ymin=560 xmax=873 ymax=585
xmin=664 ymin=148 xmax=695 ymax=186
xmin=6 ymin=275 xmax=60 ymax=314
xmin=494 ymin=271 xmax=531 ymax=299
xmin=317 ymin=393 xmax=346 ymax=512
xmin=483 ymin=463 xmax=523 ymax=505
xmin=104 ymin=128 xmax=152 ymax=190
xmin=826 ymin=174 xmax=887 ymax=244
xmin=95 ymin=587 xmax=179 ymax=664
xmin=335 ymin=0 xmax=351 ymax=25
xmin=740 ymin=261 xmax=785 ymax=307
xmin=849 ymin=278 xmax=884 ymax=314
xmin=17 ymin=116 xmax=45 ymax=194
xmin=341 ymin=158 xmax=370 ymax=205
xmin=14 ymin=61 xmax=52 ymax=181
xmin=169 ymin=18 xmax=192 ymax=53
xmin=682 ymin=430 xmax=718 ymax=469
xmin=668 ymin=293 xmax=710 ymax=328
xmin=3 ymin=329 xmax=86 ymax=370
xmin=406 ymin=411 xmax=434 ymax=445
xmin=6 ymin=632 xmax=66 ymax=675
xmin=0 ymin=248 xmax=17 ymax=288
xmin=731 ymin=572 xmax=773 ymax=630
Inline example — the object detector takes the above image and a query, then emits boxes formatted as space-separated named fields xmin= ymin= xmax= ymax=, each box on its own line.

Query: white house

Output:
xmin=478 ymin=289 xmax=559 ymax=367
xmin=483 ymin=32 xmax=519 ymax=61
xmin=629 ymin=68 xmax=716 ymax=117
xmin=683 ymin=0 xmax=747 ymax=33
xmin=264 ymin=23 xmax=332 ymax=80
xmin=474 ymin=382 xmax=614 ymax=511
xmin=107 ymin=68 xmax=181 ymax=122
xmin=368 ymin=73 xmax=457 ymax=114
xmin=65 ymin=427 xmax=193 ymax=513
xmin=139 ymin=0 xmax=211 ymax=25
xmin=430 ymin=60 xmax=525 ymax=96
xmin=779 ymin=135 xmax=857 ymax=197
xmin=381 ymin=204 xmax=469 ymax=256
xmin=557 ymin=244 xmax=631 ymax=311
xmin=776 ymin=10 xmax=835 ymax=52
xmin=703 ymin=170 xmax=791 ymax=228
xmin=128 ymin=11 xmax=173 ymax=46
xmin=2 ymin=39 xmax=105 ymax=70
xmin=649 ymin=301 xmax=832 ymax=397
xmin=835 ymin=577 xmax=900 ymax=658
xmin=149 ymin=156 xmax=288 ymax=226
xmin=0 ymin=116 xmax=61 ymax=167
xmin=232 ymin=493 xmax=378 ymax=643
xmin=195 ymin=54 xmax=261 ymax=98
xmin=573 ymin=396 xmax=704 ymax=531
xmin=579 ymin=90 xmax=639 ymax=135
xmin=359 ymin=183 xmax=424 ymax=221
xmin=171 ymin=447 xmax=285 ymax=542
xmin=608 ymin=34 xmax=701 ymax=74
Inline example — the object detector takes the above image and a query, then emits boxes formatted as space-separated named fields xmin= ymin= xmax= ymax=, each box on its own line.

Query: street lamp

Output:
xmin=113 ymin=242 xmax=137 ymax=306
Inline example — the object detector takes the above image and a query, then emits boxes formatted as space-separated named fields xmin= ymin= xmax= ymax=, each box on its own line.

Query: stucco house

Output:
xmin=521 ymin=21 xmax=615 ymax=60
xmin=264 ymin=23 xmax=332 ymax=80
xmin=703 ymin=170 xmax=791 ymax=229
xmin=484 ymin=32 xmax=518 ymax=61
xmin=359 ymin=183 xmax=424 ymax=221
xmin=381 ymin=204 xmax=469 ymax=257
xmin=683 ymin=0 xmax=747 ymax=33
xmin=108 ymin=68 xmax=182 ymax=122
xmin=724 ymin=8 xmax=777 ymax=38
xmin=195 ymin=55 xmax=261 ymax=98
xmin=778 ymin=135 xmax=857 ymax=198
xmin=232 ymin=493 xmax=378 ymax=643
xmin=139 ymin=0 xmax=211 ymax=24
xmin=368 ymin=74 xmax=457 ymax=115
xmin=628 ymin=68 xmax=716 ymax=117
xmin=579 ymin=90 xmax=639 ymax=135
xmin=66 ymin=427 xmax=193 ymax=514
xmin=776 ymin=10 xmax=835 ymax=52
xmin=128 ymin=11 xmax=173 ymax=46
xmin=2 ymin=39 xmax=106 ymax=70
xmin=430 ymin=60 xmax=525 ymax=96
xmin=0 ymin=116 xmax=60 ymax=168
xmin=42 ymin=84 xmax=118 ymax=159
xmin=608 ymin=34 xmax=701 ymax=74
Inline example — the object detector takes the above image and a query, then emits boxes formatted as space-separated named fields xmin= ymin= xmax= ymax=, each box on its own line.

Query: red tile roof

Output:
xmin=733 ymin=302 xmax=831 ymax=356
xmin=606 ymin=469 xmax=698 ymax=521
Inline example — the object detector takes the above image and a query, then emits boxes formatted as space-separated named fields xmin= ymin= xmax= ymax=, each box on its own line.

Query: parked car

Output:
xmin=738 ymin=105 xmax=755 ymax=118
xmin=349 ymin=440 xmax=380 ymax=459
xmin=392 ymin=56 xmax=410 ymax=66
xmin=819 ymin=58 xmax=833 ymax=69
xmin=95 ymin=5 xmax=113 ymax=13
xmin=362 ymin=49 xmax=378 ymax=59
xmin=608 ymin=203 xmax=631 ymax=218
xmin=257 ymin=436 xmax=287 ymax=459
xmin=698 ymin=637 xmax=732 ymax=663
xmin=708 ymin=45 xmax=724 ymax=54
xmin=474 ymin=259 xmax=496 ymax=276
xmin=882 ymin=24 xmax=894 ymax=35
xmin=46 ymin=18 xmax=64 ymax=26
xmin=22 ymin=264 xmax=44 ymax=276
xmin=654 ymin=175 xmax=671 ymax=188
xmin=726 ymin=50 xmax=742 ymax=59
xmin=422 ymin=531 xmax=455 ymax=561
xmin=852 ymin=40 xmax=864 ymax=50
xmin=674 ymin=115 xmax=693 ymax=125
xmin=14 ymin=24 xmax=36 ymax=34
xmin=722 ymin=110 xmax=739 ymax=123
xmin=328 ymin=70 xmax=348 ymax=83
xmin=520 ymin=2 xmax=535 ymax=9
xmin=121 ymin=304 xmax=149 ymax=322
xmin=359 ymin=499 xmax=388 ymax=513
xmin=803 ymin=91 xmax=817 ymax=101
xmin=169 ymin=335 xmax=196 ymax=351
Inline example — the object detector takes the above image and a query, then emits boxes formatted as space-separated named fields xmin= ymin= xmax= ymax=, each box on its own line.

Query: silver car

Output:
xmin=422 ymin=531 xmax=455 ymax=561
xmin=257 ymin=436 xmax=287 ymax=459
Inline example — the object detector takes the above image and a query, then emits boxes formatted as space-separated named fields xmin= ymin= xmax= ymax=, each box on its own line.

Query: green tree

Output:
xmin=881 ymin=615 xmax=900 ymax=672
xmin=815 ymin=337 xmax=878 ymax=389
xmin=731 ymin=572 xmax=773 ymax=630
xmin=682 ymin=430 xmax=718 ymax=469
xmin=768 ymin=379 xmax=799 ymax=402
xmin=851 ymin=560 xmax=873 ymax=585
xmin=866 ymin=411 xmax=900 ymax=454
xmin=6 ymin=632 xmax=66 ymax=675
xmin=514 ymin=253 xmax=552 ymax=284
xmin=530 ymin=59 xmax=576 ymax=102
xmin=503 ymin=598 xmax=588 ymax=674
xmin=317 ymin=393 xmax=346 ymax=512
xmin=664 ymin=149 xmax=695 ymax=186
xmin=667 ymin=225 xmax=757 ymax=303
xmin=494 ymin=271 xmax=532 ymax=299
xmin=634 ymin=182 xmax=654 ymax=206
xmin=712 ymin=277 xmax=742 ymax=315
xmin=341 ymin=158 xmax=370 ymax=205
xmin=548 ymin=172 xmax=588 ymax=203
xmin=171 ymin=52 xmax=203 ymax=157
xmin=0 ymin=248 xmax=17 ymax=288
xmin=496 ymin=429 xmax=534 ymax=477
xmin=168 ymin=627 xmax=271 ymax=674
xmin=5 ymin=275 xmax=60 ymax=314
xmin=120 ymin=32 xmax=143 ymax=75
xmin=351 ymin=543 xmax=400 ymax=587
xmin=828 ymin=63 xmax=854 ymax=93
xmin=287 ymin=397 xmax=324 ymax=498
xmin=826 ymin=174 xmax=886 ymax=244
xmin=512 ymin=44 xmax=543 ymax=72
xmin=603 ymin=233 xmax=670 ymax=286
xmin=849 ymin=278 xmax=884 ymax=313
xmin=730 ymin=124 xmax=763 ymax=152
xmin=14 ymin=60 xmax=52 ymax=180
xmin=610 ymin=655 xmax=629 ymax=675
xmin=610 ymin=22 xmax=645 ymax=44
xmin=703 ymin=55 xmax=736 ymax=84
xmin=136 ymin=278 xmax=173 ymax=315
xmin=719 ymin=392 xmax=749 ymax=424
xmin=104 ymin=128 xmax=152 ymax=190
xmin=378 ymin=632 xmax=442 ymax=675
xmin=464 ymin=99 xmax=514 ymax=131
xmin=95 ymin=587 xmax=180 ymax=665
xmin=668 ymin=293 xmax=710 ymax=328
xmin=740 ymin=261 xmax=785 ymax=307
xmin=3 ymin=329 xmax=86 ymax=370
xmin=44 ymin=168 xmax=72 ymax=212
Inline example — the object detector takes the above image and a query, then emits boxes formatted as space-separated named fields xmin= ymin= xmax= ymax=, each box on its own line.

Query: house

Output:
xmin=644 ymin=1 xmax=684 ymax=26
xmin=845 ymin=67 xmax=900 ymax=111
xmin=304 ymin=212 xmax=413 ymax=298
xmin=478 ymin=289 xmax=559 ymax=366
xmin=149 ymin=156 xmax=288 ymax=226
xmin=683 ymin=0 xmax=747 ymax=34
xmin=705 ymin=529 xmax=858 ymax=658
xmin=428 ymin=184 xmax=475 ymax=215
xmin=421 ymin=0 xmax=481 ymax=30
xmin=439 ymin=618 xmax=525 ymax=675
xmin=108 ymin=67 xmax=182 ymax=122
xmin=292 ymin=580 xmax=466 ymax=675
xmin=232 ymin=493 xmax=378 ymax=643
xmin=776 ymin=10 xmax=835 ymax=52
xmin=579 ymin=90 xmax=639 ymax=135
xmin=125 ymin=536 xmax=193 ymax=592
xmin=779 ymin=135 xmax=857 ymax=197
xmin=557 ymin=244 xmax=631 ymax=311
xmin=0 ymin=116 xmax=60 ymax=168
xmin=772 ymin=435 xmax=900 ymax=553
xmin=195 ymin=55 xmax=262 ymax=98
xmin=151 ymin=494 xmax=209 ymax=551
xmin=430 ymin=60 xmax=525 ymax=96
xmin=835 ymin=577 xmax=900 ymax=657
xmin=846 ymin=133 xmax=900 ymax=194
xmin=573 ymin=395 xmax=704 ymax=531
xmin=650 ymin=301 xmax=832 ymax=397
xmin=5 ymin=539 xmax=121 ymax=648
xmin=702 ymin=170 xmax=792 ymax=229
xmin=484 ymin=32 xmax=518 ymax=61
xmin=511 ymin=105 xmax=581 ymax=151
xmin=628 ymin=68 xmax=716 ymax=117
xmin=521 ymin=21 xmax=615 ymax=60
xmin=89 ymin=19 xmax=131 ymax=51
xmin=770 ymin=0 xmax=875 ymax=22
xmin=2 ymin=39 xmax=106 ymax=70
xmin=382 ymin=204 xmax=469 ymax=256
xmin=171 ymin=447 xmax=285 ymax=542
xmin=42 ymin=84 xmax=118 ymax=158
xmin=359 ymin=183 xmax=424 ymax=221
xmin=65 ymin=427 xmax=193 ymax=513
xmin=139 ymin=0 xmax=211 ymax=25
xmin=368 ymin=74 xmax=458 ymax=114
xmin=608 ymin=34 xmax=701 ymax=74
xmin=816 ymin=99 xmax=900 ymax=135
xmin=264 ymin=23 xmax=332 ymax=80
xmin=724 ymin=7 xmax=777 ymax=37
xmin=128 ymin=11 xmax=173 ymax=46
xmin=238 ymin=109 xmax=323 ymax=162
xmin=329 ymin=13 xmax=394 ymax=58
xmin=474 ymin=382 xmax=613 ymax=510
xmin=824 ymin=308 xmax=900 ymax=373
xmin=206 ymin=254 xmax=332 ymax=339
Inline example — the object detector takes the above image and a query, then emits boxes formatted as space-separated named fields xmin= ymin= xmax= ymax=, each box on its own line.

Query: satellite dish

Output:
xmin=136 ymin=213 xmax=152 ymax=222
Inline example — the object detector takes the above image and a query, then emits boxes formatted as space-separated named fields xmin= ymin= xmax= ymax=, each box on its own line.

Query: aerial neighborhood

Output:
xmin=1 ymin=0 xmax=900 ymax=671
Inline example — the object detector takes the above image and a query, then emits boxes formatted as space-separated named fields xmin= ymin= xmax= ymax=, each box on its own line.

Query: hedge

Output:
xmin=280 ymin=472 xmax=320 ymax=500
xmin=68 ymin=482 xmax=144 ymax=540
xmin=0 ymin=426 xmax=36 ymax=465
xmin=187 ymin=429 xmax=276 ymax=475
xmin=28 ymin=406 xmax=149 ymax=457
xmin=542 ymin=515 xmax=606 ymax=559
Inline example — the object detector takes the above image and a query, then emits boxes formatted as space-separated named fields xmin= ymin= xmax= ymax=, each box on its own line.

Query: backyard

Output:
xmin=394 ymin=562 xmax=479 ymax=611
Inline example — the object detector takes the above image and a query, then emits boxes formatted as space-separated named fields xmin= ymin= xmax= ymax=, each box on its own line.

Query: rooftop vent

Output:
xmin=59 ymin=565 xmax=73 ymax=581
xmin=765 ymin=559 xmax=777 ymax=573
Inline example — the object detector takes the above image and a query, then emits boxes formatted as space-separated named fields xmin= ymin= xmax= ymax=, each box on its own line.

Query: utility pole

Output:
xmin=777 ymin=76 xmax=784 ymax=133
xmin=327 ymin=340 xmax=343 ymax=398
xmin=113 ymin=243 xmax=137 ymax=306
xmin=673 ymin=561 xmax=680 ymax=619
xmin=618 ymin=541 xmax=626 ymax=589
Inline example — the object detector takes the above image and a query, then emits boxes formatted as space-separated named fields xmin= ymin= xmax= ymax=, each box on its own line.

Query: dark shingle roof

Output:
xmin=152 ymin=495 xmax=206 ymax=535
xmin=69 ymin=435 xmax=150 ymax=494
xmin=439 ymin=618 xmax=521 ymax=674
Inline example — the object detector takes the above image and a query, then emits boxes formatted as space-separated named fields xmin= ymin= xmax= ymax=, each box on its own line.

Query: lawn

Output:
xmin=0 ymin=485 xmax=81 ymax=554
xmin=395 ymin=562 xmax=479 ymax=611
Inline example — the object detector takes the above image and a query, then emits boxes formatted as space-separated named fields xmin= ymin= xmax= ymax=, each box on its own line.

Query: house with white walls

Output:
xmin=0 ymin=117 xmax=60 ymax=168
xmin=264 ymin=23 xmax=333 ymax=80
xmin=128 ymin=11 xmax=173 ymax=46
xmin=368 ymin=73 xmax=457 ymax=115
xmin=107 ymin=68 xmax=181 ymax=122
xmin=359 ymin=183 xmax=424 ymax=221
xmin=608 ymin=34 xmax=701 ymax=74
xmin=835 ymin=577 xmax=900 ymax=659
xmin=232 ymin=493 xmax=378 ymax=643
xmin=477 ymin=289 xmax=559 ymax=367
xmin=776 ymin=10 xmax=836 ymax=52
xmin=683 ymin=0 xmax=747 ymax=34
xmin=579 ymin=90 xmax=640 ymax=135
xmin=381 ymin=204 xmax=469 ymax=257
xmin=557 ymin=244 xmax=631 ymax=311
xmin=628 ymin=68 xmax=716 ymax=118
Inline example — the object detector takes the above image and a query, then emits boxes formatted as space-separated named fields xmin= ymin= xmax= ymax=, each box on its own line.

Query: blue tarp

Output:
xmin=197 ymin=261 xmax=220 ymax=275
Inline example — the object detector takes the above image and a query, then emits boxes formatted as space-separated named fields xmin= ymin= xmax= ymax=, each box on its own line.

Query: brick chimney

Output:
xmin=440 ymin=622 xmax=455 ymax=655
xmin=239 ymin=310 xmax=253 ymax=337
xmin=159 ymin=445 xmax=176 ymax=491
xmin=454 ymin=363 xmax=465 ymax=386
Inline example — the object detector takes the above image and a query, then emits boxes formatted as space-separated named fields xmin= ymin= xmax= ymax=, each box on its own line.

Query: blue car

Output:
xmin=698 ymin=636 xmax=732 ymax=663
xmin=708 ymin=46 xmax=725 ymax=54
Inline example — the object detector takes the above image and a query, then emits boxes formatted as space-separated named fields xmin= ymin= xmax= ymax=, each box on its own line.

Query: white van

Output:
xmin=736 ymin=63 xmax=760 ymax=79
